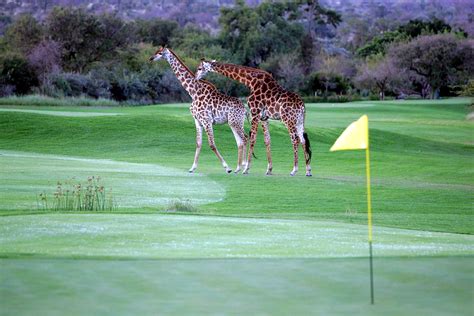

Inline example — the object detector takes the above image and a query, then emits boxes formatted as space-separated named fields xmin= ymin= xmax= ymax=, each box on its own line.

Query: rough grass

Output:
xmin=0 ymin=94 xmax=119 ymax=107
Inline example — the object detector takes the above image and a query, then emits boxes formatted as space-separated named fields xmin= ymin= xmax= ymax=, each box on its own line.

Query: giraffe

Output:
xmin=149 ymin=47 xmax=247 ymax=174
xmin=195 ymin=61 xmax=312 ymax=177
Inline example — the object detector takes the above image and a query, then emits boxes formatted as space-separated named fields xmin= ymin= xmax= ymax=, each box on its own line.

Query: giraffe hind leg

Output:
xmin=230 ymin=124 xmax=247 ymax=174
xmin=261 ymin=120 xmax=273 ymax=175
xmin=202 ymin=120 xmax=232 ymax=174
xmin=286 ymin=124 xmax=299 ymax=176
xmin=243 ymin=116 xmax=260 ymax=175
xmin=296 ymin=115 xmax=312 ymax=177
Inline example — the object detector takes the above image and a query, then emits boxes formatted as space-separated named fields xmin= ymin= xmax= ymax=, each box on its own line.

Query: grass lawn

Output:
xmin=0 ymin=98 xmax=472 ymax=315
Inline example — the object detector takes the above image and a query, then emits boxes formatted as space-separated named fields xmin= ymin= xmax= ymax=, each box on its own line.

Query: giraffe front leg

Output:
xmin=243 ymin=116 xmax=259 ymax=175
xmin=203 ymin=122 xmax=232 ymax=174
xmin=288 ymin=127 xmax=299 ymax=176
xmin=189 ymin=119 xmax=203 ymax=173
xmin=261 ymin=120 xmax=273 ymax=176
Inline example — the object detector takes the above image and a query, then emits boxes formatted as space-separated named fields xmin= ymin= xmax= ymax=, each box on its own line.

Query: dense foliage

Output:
xmin=0 ymin=1 xmax=472 ymax=103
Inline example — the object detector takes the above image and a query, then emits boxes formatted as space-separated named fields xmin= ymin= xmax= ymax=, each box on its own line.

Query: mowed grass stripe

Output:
xmin=1 ymin=214 xmax=472 ymax=259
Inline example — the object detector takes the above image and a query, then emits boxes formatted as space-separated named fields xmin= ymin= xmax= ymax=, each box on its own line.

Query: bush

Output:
xmin=0 ymin=84 xmax=15 ymax=97
xmin=460 ymin=80 xmax=474 ymax=97
xmin=0 ymin=55 xmax=38 ymax=94
xmin=46 ymin=71 xmax=113 ymax=99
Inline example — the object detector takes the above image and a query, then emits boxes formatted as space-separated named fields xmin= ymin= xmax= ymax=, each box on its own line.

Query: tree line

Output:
xmin=0 ymin=0 xmax=472 ymax=104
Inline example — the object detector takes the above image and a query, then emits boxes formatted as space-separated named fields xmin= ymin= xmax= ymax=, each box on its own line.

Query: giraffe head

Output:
xmin=149 ymin=46 xmax=168 ymax=62
xmin=195 ymin=59 xmax=216 ymax=80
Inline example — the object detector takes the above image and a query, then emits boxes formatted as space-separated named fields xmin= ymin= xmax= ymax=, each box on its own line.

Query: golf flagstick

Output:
xmin=366 ymin=145 xmax=374 ymax=305
xmin=330 ymin=115 xmax=374 ymax=304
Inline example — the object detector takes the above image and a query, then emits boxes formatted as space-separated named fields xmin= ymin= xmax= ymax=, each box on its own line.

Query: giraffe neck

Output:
xmin=212 ymin=62 xmax=270 ymax=90
xmin=164 ymin=49 xmax=199 ymax=96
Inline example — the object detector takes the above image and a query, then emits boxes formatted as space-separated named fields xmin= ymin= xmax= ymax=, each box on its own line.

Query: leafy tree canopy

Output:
xmin=357 ymin=18 xmax=467 ymax=58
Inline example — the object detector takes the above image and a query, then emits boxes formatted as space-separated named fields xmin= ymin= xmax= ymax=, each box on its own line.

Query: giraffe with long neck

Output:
xmin=150 ymin=48 xmax=247 ymax=173
xmin=196 ymin=61 xmax=312 ymax=176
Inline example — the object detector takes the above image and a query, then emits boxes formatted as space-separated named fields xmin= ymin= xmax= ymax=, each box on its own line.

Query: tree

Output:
xmin=134 ymin=19 xmax=178 ymax=47
xmin=5 ymin=14 xmax=43 ymax=55
xmin=357 ymin=18 xmax=466 ymax=58
xmin=287 ymin=0 xmax=342 ymax=71
xmin=355 ymin=56 xmax=403 ymax=100
xmin=313 ymin=53 xmax=355 ymax=97
xmin=276 ymin=53 xmax=305 ymax=93
xmin=46 ymin=8 xmax=132 ymax=72
xmin=390 ymin=34 xmax=474 ymax=98
xmin=218 ymin=0 xmax=304 ymax=66
xmin=398 ymin=18 xmax=452 ymax=38
xmin=27 ymin=40 xmax=62 ymax=93
xmin=0 ymin=55 xmax=38 ymax=95
xmin=356 ymin=31 xmax=408 ymax=58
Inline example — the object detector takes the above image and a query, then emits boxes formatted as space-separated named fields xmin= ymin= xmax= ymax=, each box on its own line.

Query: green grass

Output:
xmin=0 ymin=98 xmax=473 ymax=315
xmin=0 ymin=98 xmax=472 ymax=232
xmin=2 ymin=257 xmax=472 ymax=316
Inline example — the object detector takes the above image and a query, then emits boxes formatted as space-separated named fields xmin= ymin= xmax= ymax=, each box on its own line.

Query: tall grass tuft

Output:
xmin=166 ymin=199 xmax=197 ymax=212
xmin=36 ymin=176 xmax=117 ymax=211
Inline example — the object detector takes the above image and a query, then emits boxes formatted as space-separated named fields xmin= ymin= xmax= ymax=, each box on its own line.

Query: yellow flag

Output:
xmin=330 ymin=115 xmax=368 ymax=151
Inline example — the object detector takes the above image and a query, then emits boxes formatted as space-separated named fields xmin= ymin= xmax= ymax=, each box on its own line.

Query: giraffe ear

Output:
xmin=200 ymin=57 xmax=205 ymax=61
xmin=211 ymin=59 xmax=216 ymax=63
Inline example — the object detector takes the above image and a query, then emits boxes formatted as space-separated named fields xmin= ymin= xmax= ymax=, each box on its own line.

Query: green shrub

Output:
xmin=0 ymin=55 xmax=38 ymax=94
xmin=460 ymin=80 xmax=474 ymax=97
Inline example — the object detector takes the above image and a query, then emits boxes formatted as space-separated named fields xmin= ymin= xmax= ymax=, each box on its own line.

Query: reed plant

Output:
xmin=36 ymin=176 xmax=116 ymax=211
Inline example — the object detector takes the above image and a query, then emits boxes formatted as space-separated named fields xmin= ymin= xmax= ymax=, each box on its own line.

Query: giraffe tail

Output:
xmin=303 ymin=132 xmax=312 ymax=164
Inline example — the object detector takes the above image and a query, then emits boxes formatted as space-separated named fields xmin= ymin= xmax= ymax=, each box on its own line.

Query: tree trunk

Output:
xmin=378 ymin=82 xmax=386 ymax=100
xmin=431 ymin=87 xmax=440 ymax=99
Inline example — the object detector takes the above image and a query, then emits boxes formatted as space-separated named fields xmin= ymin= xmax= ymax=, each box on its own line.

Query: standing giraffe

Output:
xmin=195 ymin=61 xmax=312 ymax=177
xmin=149 ymin=48 xmax=247 ymax=174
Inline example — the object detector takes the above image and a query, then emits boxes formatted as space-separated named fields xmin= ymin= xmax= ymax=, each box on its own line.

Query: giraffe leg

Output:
xmin=203 ymin=121 xmax=232 ymax=173
xmin=297 ymin=126 xmax=312 ymax=177
xmin=230 ymin=124 xmax=247 ymax=174
xmin=189 ymin=118 xmax=203 ymax=173
xmin=261 ymin=120 xmax=273 ymax=175
xmin=286 ymin=125 xmax=299 ymax=176
xmin=242 ymin=116 xmax=260 ymax=175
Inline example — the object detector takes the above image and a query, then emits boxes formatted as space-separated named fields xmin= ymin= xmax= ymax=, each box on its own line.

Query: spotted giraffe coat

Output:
xmin=150 ymin=48 xmax=247 ymax=173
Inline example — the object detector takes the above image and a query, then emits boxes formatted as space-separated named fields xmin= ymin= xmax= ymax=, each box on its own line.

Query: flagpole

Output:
xmin=366 ymin=146 xmax=374 ymax=305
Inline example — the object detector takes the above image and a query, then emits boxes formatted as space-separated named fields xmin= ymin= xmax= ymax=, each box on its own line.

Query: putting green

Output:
xmin=1 ymin=214 xmax=472 ymax=258
xmin=1 ymin=257 xmax=472 ymax=316
xmin=0 ymin=150 xmax=224 ymax=210
xmin=1 ymin=214 xmax=473 ymax=315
